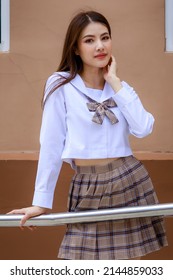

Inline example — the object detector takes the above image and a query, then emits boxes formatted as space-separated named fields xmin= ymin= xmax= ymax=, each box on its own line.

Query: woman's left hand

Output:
xmin=103 ymin=55 xmax=117 ymax=81
xmin=103 ymin=55 xmax=122 ymax=92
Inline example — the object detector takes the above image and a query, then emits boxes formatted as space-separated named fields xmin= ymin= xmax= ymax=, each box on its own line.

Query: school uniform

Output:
xmin=32 ymin=72 xmax=168 ymax=259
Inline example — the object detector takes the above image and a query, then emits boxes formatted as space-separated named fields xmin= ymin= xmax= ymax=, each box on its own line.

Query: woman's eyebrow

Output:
xmin=82 ymin=32 xmax=109 ymax=39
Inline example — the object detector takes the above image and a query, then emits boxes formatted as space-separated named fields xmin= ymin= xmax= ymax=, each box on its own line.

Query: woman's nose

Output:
xmin=96 ymin=40 xmax=104 ymax=51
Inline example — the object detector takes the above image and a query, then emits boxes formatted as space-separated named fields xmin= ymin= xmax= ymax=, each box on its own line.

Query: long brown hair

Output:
xmin=43 ymin=11 xmax=111 ymax=106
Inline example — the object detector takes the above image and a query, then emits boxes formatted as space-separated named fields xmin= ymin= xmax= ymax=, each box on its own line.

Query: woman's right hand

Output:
xmin=7 ymin=206 xmax=48 ymax=229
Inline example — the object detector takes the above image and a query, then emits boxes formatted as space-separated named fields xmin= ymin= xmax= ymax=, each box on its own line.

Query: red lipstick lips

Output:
xmin=95 ymin=53 xmax=107 ymax=58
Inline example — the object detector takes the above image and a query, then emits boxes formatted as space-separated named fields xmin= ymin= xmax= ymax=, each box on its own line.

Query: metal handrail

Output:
xmin=0 ymin=203 xmax=173 ymax=227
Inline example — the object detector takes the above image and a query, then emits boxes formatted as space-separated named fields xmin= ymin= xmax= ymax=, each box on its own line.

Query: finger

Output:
xmin=7 ymin=209 xmax=19 ymax=214
xmin=20 ymin=224 xmax=37 ymax=231
xmin=20 ymin=214 xmax=30 ymax=227
xmin=19 ymin=226 xmax=25 ymax=231
xmin=19 ymin=226 xmax=35 ymax=231
xmin=28 ymin=226 xmax=37 ymax=231
xmin=7 ymin=209 xmax=25 ymax=215
xmin=110 ymin=56 xmax=116 ymax=66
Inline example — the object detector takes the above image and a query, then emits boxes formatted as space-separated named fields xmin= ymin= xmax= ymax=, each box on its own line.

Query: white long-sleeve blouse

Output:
xmin=32 ymin=72 xmax=154 ymax=209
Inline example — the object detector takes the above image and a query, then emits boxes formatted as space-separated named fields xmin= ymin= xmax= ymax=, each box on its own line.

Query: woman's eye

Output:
xmin=102 ymin=36 xmax=110 ymax=41
xmin=85 ymin=39 xmax=93 ymax=43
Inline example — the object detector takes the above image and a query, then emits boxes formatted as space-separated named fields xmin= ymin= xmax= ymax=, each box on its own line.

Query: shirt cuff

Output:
xmin=32 ymin=191 xmax=54 ymax=209
xmin=113 ymin=86 xmax=137 ymax=107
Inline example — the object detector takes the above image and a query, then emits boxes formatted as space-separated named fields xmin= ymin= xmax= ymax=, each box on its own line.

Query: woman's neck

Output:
xmin=80 ymin=69 xmax=105 ymax=90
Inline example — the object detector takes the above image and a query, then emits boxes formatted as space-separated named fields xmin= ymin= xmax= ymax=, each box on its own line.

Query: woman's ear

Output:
xmin=74 ymin=48 xmax=79 ymax=56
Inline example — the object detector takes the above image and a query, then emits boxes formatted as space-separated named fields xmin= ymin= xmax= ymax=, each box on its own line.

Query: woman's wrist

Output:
xmin=109 ymin=76 xmax=122 ymax=93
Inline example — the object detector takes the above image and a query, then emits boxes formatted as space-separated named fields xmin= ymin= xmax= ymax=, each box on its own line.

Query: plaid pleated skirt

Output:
xmin=58 ymin=156 xmax=168 ymax=260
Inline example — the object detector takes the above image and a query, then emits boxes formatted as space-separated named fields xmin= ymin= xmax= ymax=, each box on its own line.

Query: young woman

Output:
xmin=9 ymin=11 xmax=168 ymax=260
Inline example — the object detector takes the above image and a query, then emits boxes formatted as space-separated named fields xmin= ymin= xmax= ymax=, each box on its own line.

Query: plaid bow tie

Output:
xmin=86 ymin=97 xmax=118 ymax=125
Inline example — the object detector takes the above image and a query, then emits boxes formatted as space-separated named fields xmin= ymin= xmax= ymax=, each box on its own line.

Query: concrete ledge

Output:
xmin=0 ymin=151 xmax=173 ymax=160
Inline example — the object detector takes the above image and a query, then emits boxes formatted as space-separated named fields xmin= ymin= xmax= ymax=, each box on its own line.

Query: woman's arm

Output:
xmin=8 ymin=75 xmax=67 ymax=226
xmin=104 ymin=56 xmax=154 ymax=137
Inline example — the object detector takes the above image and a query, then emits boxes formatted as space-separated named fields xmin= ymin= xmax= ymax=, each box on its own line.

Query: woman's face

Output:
xmin=76 ymin=22 xmax=112 ymax=72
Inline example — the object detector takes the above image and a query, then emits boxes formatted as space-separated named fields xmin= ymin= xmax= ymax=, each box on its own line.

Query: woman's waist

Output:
xmin=73 ymin=157 xmax=120 ymax=167
xmin=72 ymin=156 xmax=135 ymax=174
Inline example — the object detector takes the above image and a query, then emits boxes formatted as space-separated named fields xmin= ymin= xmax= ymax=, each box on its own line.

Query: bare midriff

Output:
xmin=74 ymin=157 xmax=120 ymax=166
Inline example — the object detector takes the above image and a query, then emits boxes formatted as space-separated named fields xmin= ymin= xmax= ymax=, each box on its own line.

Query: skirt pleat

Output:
xmin=58 ymin=156 xmax=168 ymax=260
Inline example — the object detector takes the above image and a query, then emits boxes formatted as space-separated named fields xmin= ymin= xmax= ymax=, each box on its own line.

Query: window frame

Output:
xmin=165 ymin=0 xmax=173 ymax=52
xmin=0 ymin=0 xmax=10 ymax=52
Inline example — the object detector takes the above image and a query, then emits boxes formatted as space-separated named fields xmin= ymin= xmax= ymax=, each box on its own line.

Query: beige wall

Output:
xmin=0 ymin=0 xmax=173 ymax=153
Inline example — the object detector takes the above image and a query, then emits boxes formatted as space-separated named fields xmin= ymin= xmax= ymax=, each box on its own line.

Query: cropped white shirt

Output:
xmin=32 ymin=72 xmax=154 ymax=209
